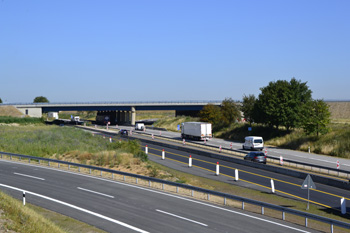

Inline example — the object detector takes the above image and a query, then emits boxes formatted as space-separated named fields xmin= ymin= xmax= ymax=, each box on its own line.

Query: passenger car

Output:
xmin=244 ymin=151 xmax=266 ymax=164
xmin=119 ymin=129 xmax=128 ymax=135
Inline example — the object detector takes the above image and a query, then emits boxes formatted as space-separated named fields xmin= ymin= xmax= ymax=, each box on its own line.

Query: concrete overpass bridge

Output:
xmin=10 ymin=101 xmax=222 ymax=125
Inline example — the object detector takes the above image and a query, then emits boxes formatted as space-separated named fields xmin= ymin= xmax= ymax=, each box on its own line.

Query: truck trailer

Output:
xmin=181 ymin=122 xmax=212 ymax=140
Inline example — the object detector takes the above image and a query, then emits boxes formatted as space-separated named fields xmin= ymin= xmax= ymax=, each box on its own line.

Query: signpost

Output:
xmin=301 ymin=174 xmax=316 ymax=210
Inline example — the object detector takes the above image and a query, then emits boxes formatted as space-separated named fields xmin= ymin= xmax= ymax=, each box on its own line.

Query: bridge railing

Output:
xmin=0 ymin=151 xmax=349 ymax=232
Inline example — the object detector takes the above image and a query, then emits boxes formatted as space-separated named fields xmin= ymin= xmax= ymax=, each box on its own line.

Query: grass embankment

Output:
xmin=0 ymin=191 xmax=105 ymax=233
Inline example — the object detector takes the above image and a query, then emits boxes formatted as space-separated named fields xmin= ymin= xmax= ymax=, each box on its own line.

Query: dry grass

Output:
xmin=0 ymin=106 xmax=23 ymax=117
xmin=327 ymin=102 xmax=350 ymax=120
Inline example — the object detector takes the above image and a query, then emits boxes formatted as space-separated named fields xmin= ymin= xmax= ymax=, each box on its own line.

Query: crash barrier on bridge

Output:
xmin=0 ymin=151 xmax=349 ymax=232
xmin=79 ymin=126 xmax=350 ymax=191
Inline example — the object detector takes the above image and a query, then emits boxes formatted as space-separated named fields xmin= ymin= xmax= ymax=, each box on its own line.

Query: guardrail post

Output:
xmin=48 ymin=161 xmax=50 ymax=166
xmin=58 ymin=163 xmax=60 ymax=168
xmin=23 ymin=191 xmax=26 ymax=206
xmin=330 ymin=224 xmax=334 ymax=233
xmin=341 ymin=197 xmax=346 ymax=214
xmin=242 ymin=201 xmax=245 ymax=210
xmin=124 ymin=176 xmax=126 ymax=181
xmin=162 ymin=183 xmax=164 ymax=190
xmin=19 ymin=156 xmax=21 ymax=161
xmin=89 ymin=168 xmax=91 ymax=174
xmin=136 ymin=178 xmax=138 ymax=184
xmin=100 ymin=171 xmax=102 ymax=176
xmin=224 ymin=197 xmax=227 ymax=205
xmin=282 ymin=211 xmax=285 ymax=220
xmin=261 ymin=207 xmax=264 ymax=215
xmin=216 ymin=162 xmax=219 ymax=176
xmin=207 ymin=193 xmax=210 ymax=200
xmin=149 ymin=180 xmax=151 ymax=187
xmin=39 ymin=159 xmax=40 ymax=165
xmin=271 ymin=179 xmax=275 ymax=193
xmin=191 ymin=190 xmax=194 ymax=197
xmin=235 ymin=169 xmax=239 ymax=181
xmin=305 ymin=217 xmax=308 ymax=227
xmin=28 ymin=158 xmax=30 ymax=163
xmin=112 ymin=173 xmax=114 ymax=179
xmin=68 ymin=165 xmax=70 ymax=170
xmin=78 ymin=167 xmax=80 ymax=172
xmin=176 ymin=186 xmax=179 ymax=193
xmin=0 ymin=154 xmax=2 ymax=159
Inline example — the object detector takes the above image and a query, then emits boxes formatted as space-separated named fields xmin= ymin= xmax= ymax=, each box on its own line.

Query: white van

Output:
xmin=242 ymin=136 xmax=264 ymax=150
xmin=135 ymin=123 xmax=145 ymax=131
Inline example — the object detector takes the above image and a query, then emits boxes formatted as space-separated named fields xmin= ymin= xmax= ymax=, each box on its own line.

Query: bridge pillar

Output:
xmin=131 ymin=106 xmax=136 ymax=126
xmin=126 ymin=111 xmax=130 ymax=124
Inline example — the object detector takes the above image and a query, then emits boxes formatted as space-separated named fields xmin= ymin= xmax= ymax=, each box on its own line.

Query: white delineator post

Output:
xmin=162 ymin=149 xmax=165 ymax=160
xmin=183 ymin=139 xmax=185 ymax=145
xmin=109 ymin=137 xmax=112 ymax=143
xmin=219 ymin=145 xmax=222 ymax=153
xmin=23 ymin=191 xmax=26 ymax=206
xmin=230 ymin=143 xmax=232 ymax=150
xmin=216 ymin=162 xmax=220 ymax=176
xmin=235 ymin=169 xmax=239 ymax=181
xmin=159 ymin=131 xmax=162 ymax=136
xmin=145 ymin=145 xmax=148 ymax=154
xmin=189 ymin=155 xmax=192 ymax=167
xmin=204 ymin=138 xmax=206 ymax=144
xmin=280 ymin=156 xmax=284 ymax=166
xmin=271 ymin=179 xmax=275 ymax=193
xmin=341 ymin=197 xmax=346 ymax=214
xmin=152 ymin=134 xmax=154 ymax=139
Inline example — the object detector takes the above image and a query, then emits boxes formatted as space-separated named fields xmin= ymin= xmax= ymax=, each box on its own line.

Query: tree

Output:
xmin=254 ymin=78 xmax=312 ymax=130
xmin=33 ymin=96 xmax=49 ymax=103
xmin=301 ymin=99 xmax=331 ymax=136
xmin=199 ymin=104 xmax=222 ymax=126
xmin=241 ymin=94 xmax=256 ymax=125
xmin=221 ymin=98 xmax=240 ymax=125
xmin=0 ymin=98 xmax=2 ymax=103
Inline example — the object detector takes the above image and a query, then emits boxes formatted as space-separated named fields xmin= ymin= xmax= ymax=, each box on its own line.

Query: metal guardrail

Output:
xmin=0 ymin=151 xmax=349 ymax=232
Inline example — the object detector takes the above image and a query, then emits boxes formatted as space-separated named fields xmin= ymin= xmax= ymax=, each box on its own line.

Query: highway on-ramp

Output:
xmin=0 ymin=160 xmax=316 ymax=233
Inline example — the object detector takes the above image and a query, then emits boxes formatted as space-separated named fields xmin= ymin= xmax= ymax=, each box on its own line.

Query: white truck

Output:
xmin=181 ymin=122 xmax=212 ymax=140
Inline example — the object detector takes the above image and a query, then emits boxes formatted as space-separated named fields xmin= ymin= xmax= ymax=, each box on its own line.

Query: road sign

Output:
xmin=248 ymin=127 xmax=252 ymax=131
xmin=337 ymin=160 xmax=340 ymax=169
xmin=301 ymin=174 xmax=316 ymax=189
xmin=301 ymin=174 xmax=316 ymax=210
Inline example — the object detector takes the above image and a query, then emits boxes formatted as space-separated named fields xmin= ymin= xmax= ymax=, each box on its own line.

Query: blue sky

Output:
xmin=1 ymin=0 xmax=349 ymax=103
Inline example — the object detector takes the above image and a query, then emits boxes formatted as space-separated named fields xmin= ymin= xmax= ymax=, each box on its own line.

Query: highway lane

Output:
xmin=137 ymin=141 xmax=350 ymax=212
xmin=115 ymin=126 xmax=350 ymax=172
xmin=0 ymin=160 xmax=317 ymax=233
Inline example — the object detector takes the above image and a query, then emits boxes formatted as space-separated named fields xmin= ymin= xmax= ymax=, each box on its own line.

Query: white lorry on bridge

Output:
xmin=181 ymin=122 xmax=212 ymax=140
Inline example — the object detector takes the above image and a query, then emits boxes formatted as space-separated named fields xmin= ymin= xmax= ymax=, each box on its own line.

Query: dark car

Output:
xmin=244 ymin=151 xmax=266 ymax=164
xmin=119 ymin=129 xmax=128 ymax=135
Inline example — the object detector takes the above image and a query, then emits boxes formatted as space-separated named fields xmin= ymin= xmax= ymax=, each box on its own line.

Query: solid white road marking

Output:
xmin=2 ymin=160 xmax=311 ymax=232
xmin=77 ymin=187 xmax=114 ymax=198
xmin=156 ymin=209 xmax=208 ymax=227
xmin=14 ymin=172 xmax=45 ymax=180
xmin=0 ymin=183 xmax=148 ymax=233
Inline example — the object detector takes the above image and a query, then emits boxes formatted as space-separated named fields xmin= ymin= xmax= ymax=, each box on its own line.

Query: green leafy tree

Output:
xmin=33 ymin=96 xmax=49 ymax=103
xmin=254 ymin=78 xmax=312 ymax=130
xmin=301 ymin=99 xmax=331 ymax=136
xmin=0 ymin=98 xmax=2 ymax=103
xmin=221 ymin=97 xmax=240 ymax=125
xmin=199 ymin=104 xmax=222 ymax=126
xmin=241 ymin=94 xmax=256 ymax=125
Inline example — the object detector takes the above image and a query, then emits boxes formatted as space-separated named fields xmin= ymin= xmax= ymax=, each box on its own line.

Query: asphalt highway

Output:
xmin=0 ymin=160 xmax=317 ymax=233
xmin=116 ymin=126 xmax=350 ymax=173
xmin=138 ymin=140 xmax=350 ymax=212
